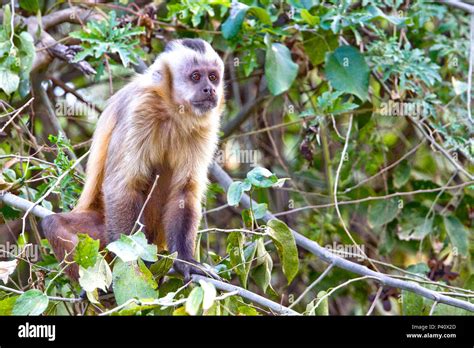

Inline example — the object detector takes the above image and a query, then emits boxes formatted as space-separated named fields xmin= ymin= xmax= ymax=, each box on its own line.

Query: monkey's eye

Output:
xmin=191 ymin=72 xmax=201 ymax=82
xmin=209 ymin=73 xmax=217 ymax=82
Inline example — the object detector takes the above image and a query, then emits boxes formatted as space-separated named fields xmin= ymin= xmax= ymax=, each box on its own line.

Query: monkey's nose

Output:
xmin=203 ymin=87 xmax=216 ymax=96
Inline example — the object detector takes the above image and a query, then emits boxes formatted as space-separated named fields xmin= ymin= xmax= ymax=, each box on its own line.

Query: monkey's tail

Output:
xmin=74 ymin=107 xmax=117 ymax=212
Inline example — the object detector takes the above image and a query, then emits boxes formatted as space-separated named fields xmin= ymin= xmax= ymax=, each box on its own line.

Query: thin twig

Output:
xmin=19 ymin=151 xmax=90 ymax=238
xmin=273 ymin=181 xmax=474 ymax=217
xmin=209 ymin=163 xmax=474 ymax=312
xmin=343 ymin=140 xmax=425 ymax=193
xmin=289 ymin=263 xmax=335 ymax=309
xmin=0 ymin=99 xmax=34 ymax=133
xmin=333 ymin=115 xmax=378 ymax=270
xmin=366 ymin=286 xmax=383 ymax=316
xmin=191 ymin=275 xmax=299 ymax=315
xmin=0 ymin=285 xmax=83 ymax=303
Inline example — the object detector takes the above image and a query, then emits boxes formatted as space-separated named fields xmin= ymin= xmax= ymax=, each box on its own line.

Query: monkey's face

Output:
xmin=185 ymin=64 xmax=221 ymax=114
xmin=170 ymin=58 xmax=223 ymax=116
xmin=149 ymin=39 xmax=224 ymax=116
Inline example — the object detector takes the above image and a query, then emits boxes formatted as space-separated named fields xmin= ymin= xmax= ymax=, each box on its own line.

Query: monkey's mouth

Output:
xmin=191 ymin=98 xmax=217 ymax=111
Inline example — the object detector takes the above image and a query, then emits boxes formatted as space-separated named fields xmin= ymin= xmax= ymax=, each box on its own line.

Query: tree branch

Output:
xmin=222 ymin=93 xmax=269 ymax=139
xmin=209 ymin=162 xmax=474 ymax=312
xmin=0 ymin=192 xmax=52 ymax=219
xmin=0 ymin=192 xmax=297 ymax=315
xmin=439 ymin=0 xmax=474 ymax=13
xmin=10 ymin=10 xmax=99 ymax=74
xmin=191 ymin=275 xmax=299 ymax=315
xmin=42 ymin=7 xmax=99 ymax=29
xmin=2 ymin=168 xmax=473 ymax=312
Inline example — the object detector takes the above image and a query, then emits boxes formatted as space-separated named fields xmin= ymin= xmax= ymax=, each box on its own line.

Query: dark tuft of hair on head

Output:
xmin=181 ymin=39 xmax=207 ymax=54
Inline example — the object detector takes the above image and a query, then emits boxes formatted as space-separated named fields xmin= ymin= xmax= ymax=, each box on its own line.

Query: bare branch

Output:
xmin=15 ymin=12 xmax=98 ymax=75
xmin=42 ymin=7 xmax=99 ymax=29
xmin=2 ymin=166 xmax=473 ymax=311
xmin=410 ymin=118 xmax=473 ymax=180
xmin=209 ymin=162 xmax=474 ymax=312
xmin=0 ymin=192 xmax=52 ymax=219
xmin=222 ymin=93 xmax=269 ymax=139
xmin=439 ymin=0 xmax=474 ymax=13
xmin=0 ymin=192 xmax=297 ymax=315
xmin=191 ymin=275 xmax=299 ymax=315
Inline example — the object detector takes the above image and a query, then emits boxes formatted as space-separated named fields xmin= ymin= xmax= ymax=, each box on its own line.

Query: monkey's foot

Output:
xmin=173 ymin=258 xmax=221 ymax=283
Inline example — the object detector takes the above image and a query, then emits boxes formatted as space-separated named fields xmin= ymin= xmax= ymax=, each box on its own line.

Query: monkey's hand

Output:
xmin=173 ymin=258 xmax=221 ymax=283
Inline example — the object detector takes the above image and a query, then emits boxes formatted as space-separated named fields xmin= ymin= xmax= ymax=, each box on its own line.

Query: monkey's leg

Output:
xmin=103 ymin=185 xmax=144 ymax=242
xmin=163 ymin=178 xmax=218 ymax=282
xmin=41 ymin=211 xmax=106 ymax=280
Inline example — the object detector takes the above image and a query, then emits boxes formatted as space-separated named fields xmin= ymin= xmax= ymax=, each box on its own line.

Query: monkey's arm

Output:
xmin=162 ymin=171 xmax=217 ymax=281
xmin=102 ymin=175 xmax=145 ymax=242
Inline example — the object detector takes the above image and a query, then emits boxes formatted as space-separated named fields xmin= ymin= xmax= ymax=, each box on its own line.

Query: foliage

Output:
xmin=0 ymin=0 xmax=473 ymax=317
xmin=70 ymin=11 xmax=145 ymax=76
xmin=0 ymin=5 xmax=35 ymax=98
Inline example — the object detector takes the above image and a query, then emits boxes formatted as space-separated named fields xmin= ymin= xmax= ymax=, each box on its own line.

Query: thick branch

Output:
xmin=3 ymin=169 xmax=473 ymax=312
xmin=191 ymin=275 xmax=298 ymax=315
xmin=209 ymin=163 xmax=474 ymax=312
xmin=439 ymin=0 xmax=474 ymax=13
xmin=42 ymin=7 xmax=99 ymax=29
xmin=0 ymin=192 xmax=297 ymax=315
xmin=0 ymin=192 xmax=52 ymax=219
xmin=16 ymin=11 xmax=98 ymax=74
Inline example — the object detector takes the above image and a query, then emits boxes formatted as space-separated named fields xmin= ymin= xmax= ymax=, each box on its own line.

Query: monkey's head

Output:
xmin=148 ymin=39 xmax=225 ymax=116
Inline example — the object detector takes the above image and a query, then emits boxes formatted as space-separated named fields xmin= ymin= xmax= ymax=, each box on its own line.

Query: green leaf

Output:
xmin=221 ymin=3 xmax=271 ymax=39
xmin=307 ymin=291 xmax=328 ymax=315
xmin=241 ymin=209 xmax=253 ymax=228
xmin=406 ymin=263 xmax=430 ymax=276
xmin=247 ymin=7 xmax=272 ymax=25
xmin=398 ymin=203 xmax=433 ymax=241
xmin=265 ymin=40 xmax=298 ymax=95
xmin=300 ymin=9 xmax=319 ymax=26
xmin=12 ymin=290 xmax=49 ymax=316
xmin=401 ymin=290 xmax=426 ymax=315
xmin=226 ymin=232 xmax=248 ymax=287
xmin=112 ymin=259 xmax=158 ymax=306
xmin=444 ymin=216 xmax=469 ymax=256
xmin=19 ymin=0 xmax=39 ymax=13
xmin=368 ymin=198 xmax=400 ymax=228
xmin=227 ymin=180 xmax=251 ymax=206
xmin=0 ymin=295 xmax=18 ymax=315
xmin=252 ymin=203 xmax=267 ymax=219
xmin=431 ymin=302 xmax=472 ymax=315
xmin=74 ymin=234 xmax=100 ymax=269
xmin=107 ymin=232 xmax=158 ymax=263
xmin=185 ymin=286 xmax=204 ymax=316
xmin=267 ymin=219 xmax=299 ymax=284
xmin=71 ymin=47 xmax=94 ymax=63
xmin=237 ymin=305 xmax=259 ymax=315
xmin=325 ymin=45 xmax=369 ymax=101
xmin=0 ymin=69 xmax=20 ymax=95
xmin=149 ymin=252 xmax=177 ymax=280
xmin=303 ymin=31 xmax=338 ymax=66
xmin=246 ymin=167 xmax=278 ymax=188
xmin=78 ymin=255 xmax=112 ymax=292
xmin=3 ymin=5 xmax=12 ymax=37
xmin=19 ymin=31 xmax=36 ymax=73
xmin=251 ymin=239 xmax=273 ymax=292
xmin=222 ymin=2 xmax=248 ymax=39
xmin=199 ymin=280 xmax=217 ymax=311
xmin=393 ymin=160 xmax=411 ymax=188
xmin=367 ymin=5 xmax=404 ymax=25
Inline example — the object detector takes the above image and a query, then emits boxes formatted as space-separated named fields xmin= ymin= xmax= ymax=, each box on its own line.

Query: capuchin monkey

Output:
xmin=42 ymin=39 xmax=224 ymax=282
